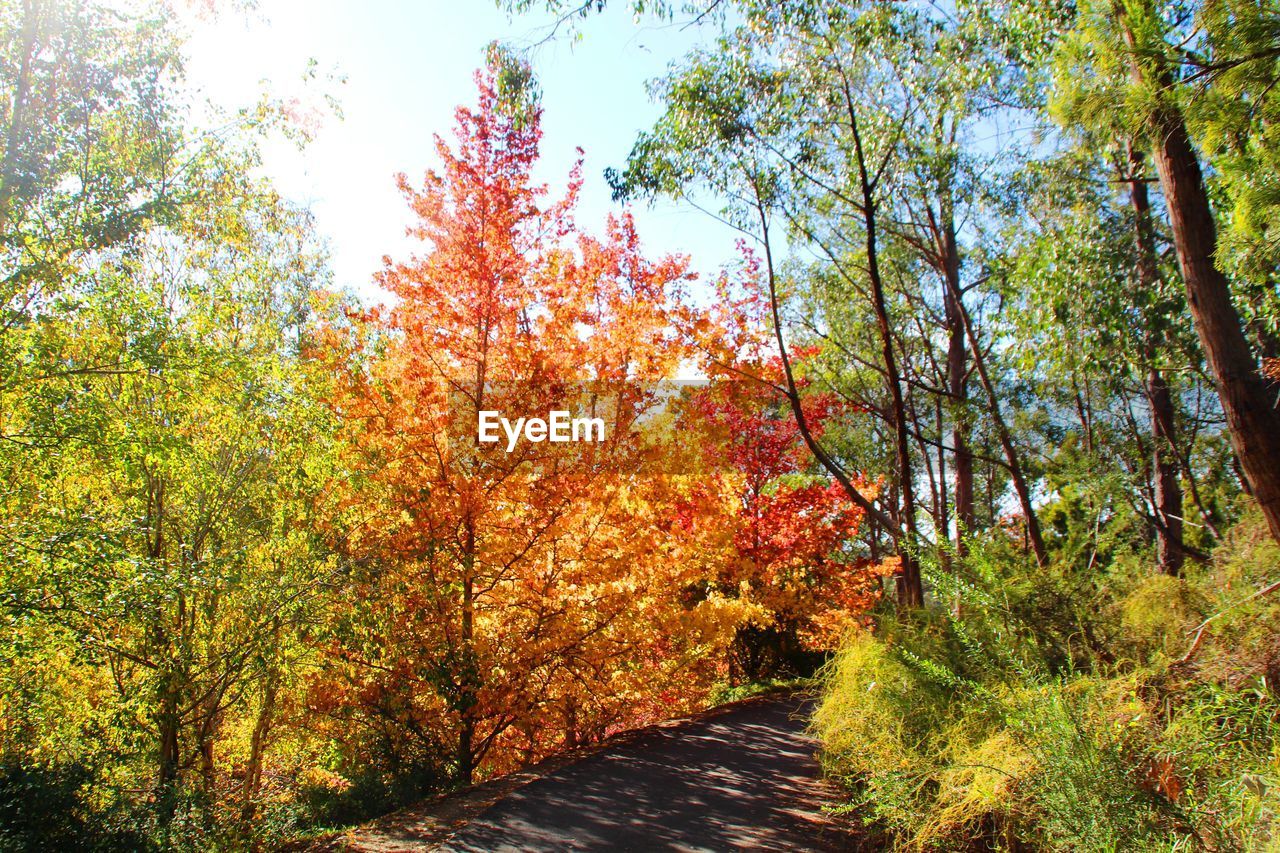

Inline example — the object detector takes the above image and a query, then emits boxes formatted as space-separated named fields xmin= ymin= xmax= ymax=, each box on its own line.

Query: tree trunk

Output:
xmin=241 ymin=622 xmax=282 ymax=826
xmin=457 ymin=516 xmax=477 ymax=786
xmin=1127 ymin=146 xmax=1186 ymax=574
xmin=146 ymin=472 xmax=181 ymax=824
xmin=846 ymin=111 xmax=923 ymax=608
xmin=1120 ymin=9 xmax=1280 ymax=543
xmin=1147 ymin=367 xmax=1185 ymax=573
xmin=156 ymin=680 xmax=180 ymax=823
xmin=958 ymin=301 xmax=1049 ymax=566
xmin=942 ymin=214 xmax=975 ymax=555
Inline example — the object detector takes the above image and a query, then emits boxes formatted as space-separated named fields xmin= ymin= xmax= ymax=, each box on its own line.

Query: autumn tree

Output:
xmin=680 ymin=375 xmax=880 ymax=681
xmin=320 ymin=53 xmax=737 ymax=787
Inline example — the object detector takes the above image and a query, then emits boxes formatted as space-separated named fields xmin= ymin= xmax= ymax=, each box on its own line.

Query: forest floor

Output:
xmin=307 ymin=692 xmax=867 ymax=852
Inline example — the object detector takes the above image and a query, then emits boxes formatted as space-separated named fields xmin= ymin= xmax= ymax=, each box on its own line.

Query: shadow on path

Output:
xmin=442 ymin=693 xmax=861 ymax=852
xmin=323 ymin=693 xmax=868 ymax=852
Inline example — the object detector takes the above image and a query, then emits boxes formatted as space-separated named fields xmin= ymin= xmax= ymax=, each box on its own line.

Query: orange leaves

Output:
xmin=1142 ymin=755 xmax=1184 ymax=805
xmin=317 ymin=59 xmax=727 ymax=781
xmin=313 ymin=54 xmax=884 ymax=783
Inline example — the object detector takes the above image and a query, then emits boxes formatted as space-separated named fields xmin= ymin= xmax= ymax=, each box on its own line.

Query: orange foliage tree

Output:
xmin=311 ymin=58 xmax=743 ymax=786
xmin=306 ymin=57 xmax=885 ymax=795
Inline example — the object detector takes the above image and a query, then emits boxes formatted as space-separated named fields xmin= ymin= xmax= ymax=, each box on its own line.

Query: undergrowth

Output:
xmin=813 ymin=510 xmax=1280 ymax=851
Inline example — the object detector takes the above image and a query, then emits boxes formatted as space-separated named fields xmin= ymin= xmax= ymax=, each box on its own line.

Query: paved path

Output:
xmin=330 ymin=693 xmax=863 ymax=852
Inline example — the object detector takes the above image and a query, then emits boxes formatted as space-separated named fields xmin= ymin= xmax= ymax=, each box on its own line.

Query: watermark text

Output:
xmin=478 ymin=410 xmax=606 ymax=452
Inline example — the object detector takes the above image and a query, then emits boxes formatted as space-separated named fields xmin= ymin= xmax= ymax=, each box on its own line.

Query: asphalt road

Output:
xmin=435 ymin=693 xmax=861 ymax=852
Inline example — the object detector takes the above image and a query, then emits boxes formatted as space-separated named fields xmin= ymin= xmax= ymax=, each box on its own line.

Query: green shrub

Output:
xmin=813 ymin=628 xmax=1186 ymax=849
xmin=1119 ymin=574 xmax=1204 ymax=663
xmin=810 ymin=528 xmax=1280 ymax=851
xmin=0 ymin=762 xmax=150 ymax=852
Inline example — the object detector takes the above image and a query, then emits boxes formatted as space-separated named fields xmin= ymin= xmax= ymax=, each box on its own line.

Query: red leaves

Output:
xmin=673 ymin=243 xmax=884 ymax=648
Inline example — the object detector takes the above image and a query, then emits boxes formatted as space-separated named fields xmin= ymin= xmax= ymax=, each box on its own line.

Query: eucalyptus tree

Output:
xmin=1004 ymin=144 xmax=1226 ymax=574
xmin=596 ymin=0 xmax=1073 ymax=605
xmin=601 ymin=3 xmax=933 ymax=605
xmin=1055 ymin=0 xmax=1280 ymax=543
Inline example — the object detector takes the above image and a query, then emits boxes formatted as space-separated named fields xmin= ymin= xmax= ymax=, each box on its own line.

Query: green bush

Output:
xmin=1119 ymin=574 xmax=1204 ymax=663
xmin=0 ymin=762 xmax=149 ymax=852
xmin=813 ymin=519 xmax=1280 ymax=851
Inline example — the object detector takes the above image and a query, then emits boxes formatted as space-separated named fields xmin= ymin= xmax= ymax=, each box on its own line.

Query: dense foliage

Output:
xmin=505 ymin=0 xmax=1280 ymax=849
xmin=2 ymin=0 xmax=1279 ymax=848
xmin=0 ymin=5 xmax=876 ymax=848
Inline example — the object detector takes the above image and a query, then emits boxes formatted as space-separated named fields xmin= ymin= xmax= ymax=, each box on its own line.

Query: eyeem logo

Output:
xmin=478 ymin=410 xmax=606 ymax=452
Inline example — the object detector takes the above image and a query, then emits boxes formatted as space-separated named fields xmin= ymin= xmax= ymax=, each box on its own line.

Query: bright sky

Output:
xmin=181 ymin=1 xmax=740 ymax=305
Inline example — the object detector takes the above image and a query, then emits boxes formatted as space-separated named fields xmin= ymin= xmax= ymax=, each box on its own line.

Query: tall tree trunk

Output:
xmin=1120 ymin=8 xmax=1280 ymax=543
xmin=458 ymin=517 xmax=477 ymax=786
xmin=1127 ymin=146 xmax=1185 ymax=574
xmin=755 ymin=67 xmax=926 ymax=606
xmin=958 ymin=300 xmax=1050 ymax=566
xmin=871 ymin=225 xmax=923 ymax=605
xmin=1147 ymin=367 xmax=1185 ymax=573
xmin=752 ymin=192 xmax=909 ymax=594
xmin=841 ymin=103 xmax=923 ymax=607
xmin=941 ymin=214 xmax=974 ymax=555
xmin=146 ymin=472 xmax=180 ymax=824
xmin=156 ymin=675 xmax=180 ymax=823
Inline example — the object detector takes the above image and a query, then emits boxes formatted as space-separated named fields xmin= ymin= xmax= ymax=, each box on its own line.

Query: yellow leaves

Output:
xmin=298 ymin=766 xmax=352 ymax=794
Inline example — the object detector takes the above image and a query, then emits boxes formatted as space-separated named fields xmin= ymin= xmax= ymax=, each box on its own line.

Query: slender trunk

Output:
xmin=942 ymin=215 xmax=974 ymax=554
xmin=1120 ymin=8 xmax=1280 ymax=542
xmin=156 ymin=677 xmax=180 ymax=822
xmin=563 ymin=697 xmax=578 ymax=749
xmin=940 ymin=213 xmax=971 ymax=618
xmin=752 ymin=196 xmax=898 ymax=537
xmin=198 ymin=715 xmax=216 ymax=797
xmin=1147 ymin=367 xmax=1185 ymax=573
xmin=1128 ymin=145 xmax=1186 ymax=574
xmin=935 ymin=395 xmax=948 ymax=540
xmin=196 ymin=704 xmax=219 ymax=832
xmin=1074 ymin=382 xmax=1095 ymax=454
xmin=241 ymin=621 xmax=282 ymax=826
xmin=458 ymin=517 xmax=477 ymax=786
xmin=844 ymin=112 xmax=922 ymax=607
xmin=146 ymin=472 xmax=181 ymax=823
xmin=959 ymin=300 xmax=1050 ymax=566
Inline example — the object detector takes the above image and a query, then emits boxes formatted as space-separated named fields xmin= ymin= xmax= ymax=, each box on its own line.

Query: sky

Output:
xmin=180 ymin=0 xmax=741 ymax=305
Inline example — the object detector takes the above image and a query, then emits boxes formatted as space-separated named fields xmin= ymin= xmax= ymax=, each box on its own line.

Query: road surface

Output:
xmin=330 ymin=693 xmax=864 ymax=852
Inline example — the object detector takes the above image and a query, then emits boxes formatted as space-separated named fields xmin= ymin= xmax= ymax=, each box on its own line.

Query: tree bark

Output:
xmin=941 ymin=214 xmax=974 ymax=555
xmin=1120 ymin=8 xmax=1280 ymax=543
xmin=1127 ymin=146 xmax=1185 ymax=574
xmin=842 ymin=105 xmax=923 ymax=607
xmin=458 ymin=518 xmax=477 ymax=785
xmin=241 ymin=621 xmax=282 ymax=826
